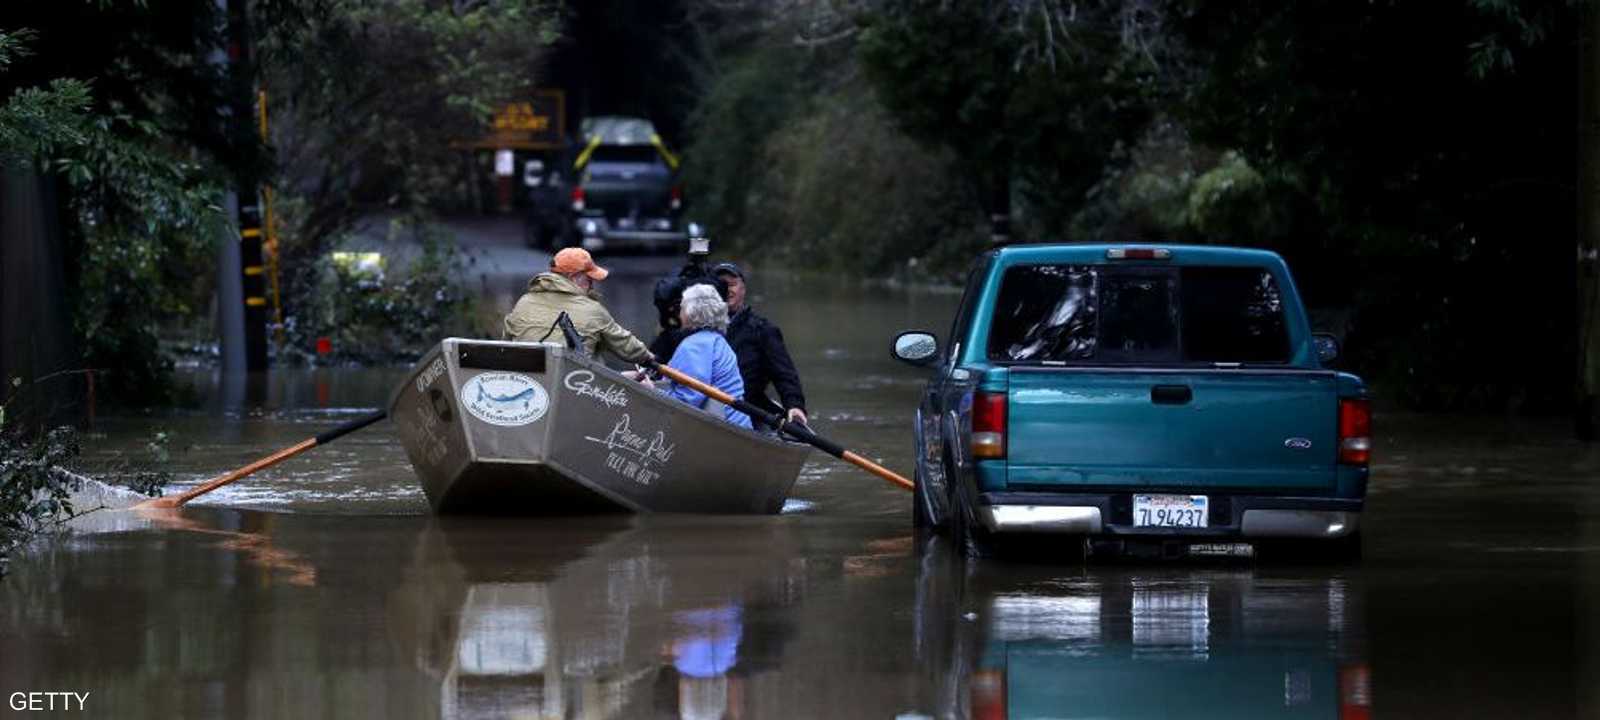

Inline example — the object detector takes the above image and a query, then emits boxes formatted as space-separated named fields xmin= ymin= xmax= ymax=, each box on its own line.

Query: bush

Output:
xmin=0 ymin=380 xmax=170 ymax=578
xmin=683 ymin=44 xmax=985 ymax=281
xmin=282 ymin=219 xmax=478 ymax=365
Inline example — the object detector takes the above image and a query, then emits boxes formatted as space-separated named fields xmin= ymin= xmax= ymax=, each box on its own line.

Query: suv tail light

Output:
xmin=570 ymin=187 xmax=585 ymax=212
xmin=1338 ymin=398 xmax=1371 ymax=466
xmin=972 ymin=392 xmax=1006 ymax=460
xmin=670 ymin=185 xmax=683 ymax=210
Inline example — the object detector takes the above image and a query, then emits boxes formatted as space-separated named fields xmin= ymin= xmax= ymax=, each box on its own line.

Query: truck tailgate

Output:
xmin=1006 ymin=368 xmax=1339 ymax=492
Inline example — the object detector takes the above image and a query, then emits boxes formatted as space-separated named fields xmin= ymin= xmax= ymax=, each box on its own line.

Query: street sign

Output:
xmin=466 ymin=89 xmax=566 ymax=150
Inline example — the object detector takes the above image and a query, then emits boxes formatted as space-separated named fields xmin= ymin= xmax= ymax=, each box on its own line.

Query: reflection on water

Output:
xmin=393 ymin=516 xmax=806 ymax=719
xmin=908 ymin=541 xmax=1371 ymax=719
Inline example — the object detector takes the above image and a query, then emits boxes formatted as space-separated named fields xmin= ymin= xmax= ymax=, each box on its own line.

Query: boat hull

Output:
xmin=390 ymin=339 xmax=810 ymax=514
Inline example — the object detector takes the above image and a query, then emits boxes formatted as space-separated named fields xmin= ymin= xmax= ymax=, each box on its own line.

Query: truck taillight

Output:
xmin=670 ymin=185 xmax=683 ymax=210
xmin=570 ymin=187 xmax=585 ymax=212
xmin=1339 ymin=664 xmax=1371 ymax=720
xmin=972 ymin=392 xmax=1006 ymax=460
xmin=1338 ymin=398 xmax=1371 ymax=466
xmin=970 ymin=669 xmax=1006 ymax=720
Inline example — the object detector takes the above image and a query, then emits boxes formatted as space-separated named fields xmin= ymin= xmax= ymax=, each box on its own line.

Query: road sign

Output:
xmin=467 ymin=89 xmax=566 ymax=150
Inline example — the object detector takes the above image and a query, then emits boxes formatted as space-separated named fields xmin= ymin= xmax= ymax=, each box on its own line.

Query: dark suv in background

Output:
xmin=524 ymin=116 xmax=684 ymax=252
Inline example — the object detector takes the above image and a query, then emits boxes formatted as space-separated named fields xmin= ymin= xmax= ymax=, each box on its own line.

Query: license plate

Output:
xmin=1133 ymin=494 xmax=1208 ymax=528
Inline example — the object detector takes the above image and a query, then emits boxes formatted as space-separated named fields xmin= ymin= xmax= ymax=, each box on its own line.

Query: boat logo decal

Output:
xmin=462 ymin=372 xmax=549 ymax=426
xmin=1284 ymin=437 xmax=1313 ymax=450
xmin=563 ymin=369 xmax=629 ymax=409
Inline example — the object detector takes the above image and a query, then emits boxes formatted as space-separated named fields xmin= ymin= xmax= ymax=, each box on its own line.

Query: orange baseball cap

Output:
xmin=551 ymin=247 xmax=609 ymax=280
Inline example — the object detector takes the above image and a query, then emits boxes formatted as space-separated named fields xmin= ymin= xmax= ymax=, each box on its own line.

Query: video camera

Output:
xmin=652 ymin=222 xmax=729 ymax=332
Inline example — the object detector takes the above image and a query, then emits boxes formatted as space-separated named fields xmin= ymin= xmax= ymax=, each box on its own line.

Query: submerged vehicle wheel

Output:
xmin=949 ymin=485 xmax=998 ymax=560
xmin=911 ymin=461 xmax=943 ymax=532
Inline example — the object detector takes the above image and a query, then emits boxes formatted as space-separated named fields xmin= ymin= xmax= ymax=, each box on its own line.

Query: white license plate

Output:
xmin=1133 ymin=494 xmax=1209 ymax=528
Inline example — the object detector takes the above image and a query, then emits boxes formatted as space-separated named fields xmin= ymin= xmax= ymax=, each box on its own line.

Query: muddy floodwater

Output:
xmin=3 ymin=253 xmax=1600 ymax=718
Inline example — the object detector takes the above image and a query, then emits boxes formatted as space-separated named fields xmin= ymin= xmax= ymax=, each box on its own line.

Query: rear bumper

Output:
xmin=579 ymin=229 xmax=685 ymax=251
xmin=974 ymin=492 xmax=1361 ymax=540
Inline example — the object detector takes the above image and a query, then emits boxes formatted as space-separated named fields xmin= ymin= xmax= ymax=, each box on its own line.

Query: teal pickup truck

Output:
xmin=892 ymin=244 xmax=1370 ymax=559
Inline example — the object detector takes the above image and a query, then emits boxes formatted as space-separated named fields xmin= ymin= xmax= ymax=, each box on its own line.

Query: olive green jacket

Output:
xmin=502 ymin=273 xmax=652 ymax=363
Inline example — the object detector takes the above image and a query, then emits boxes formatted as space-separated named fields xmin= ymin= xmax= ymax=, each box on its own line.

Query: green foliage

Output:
xmin=260 ymin=1 xmax=561 ymax=359
xmin=282 ymin=219 xmax=477 ymax=364
xmin=1185 ymin=151 xmax=1270 ymax=240
xmin=0 ymin=380 xmax=171 ymax=578
xmin=680 ymin=28 xmax=985 ymax=280
xmin=753 ymin=80 xmax=985 ymax=278
xmin=1167 ymin=0 xmax=1582 ymax=410
xmin=0 ymin=30 xmax=91 ymax=163
xmin=262 ymin=0 xmax=562 ymax=263
xmin=859 ymin=0 xmax=1160 ymax=232
xmin=1 ymin=28 xmax=226 ymax=405
xmin=680 ymin=46 xmax=808 ymax=244
xmin=0 ymin=426 xmax=82 ymax=578
xmin=66 ymin=121 xmax=227 ymax=403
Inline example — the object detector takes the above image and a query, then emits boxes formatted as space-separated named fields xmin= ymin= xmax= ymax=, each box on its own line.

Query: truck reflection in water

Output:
xmin=912 ymin=543 xmax=1372 ymax=719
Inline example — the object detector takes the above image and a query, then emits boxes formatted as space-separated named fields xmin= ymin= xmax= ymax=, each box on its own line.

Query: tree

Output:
xmin=1168 ymin=0 xmax=1583 ymax=413
xmin=258 ymin=0 xmax=562 ymax=278
xmin=858 ymin=0 xmax=1161 ymax=239
xmin=1 ymin=22 xmax=227 ymax=407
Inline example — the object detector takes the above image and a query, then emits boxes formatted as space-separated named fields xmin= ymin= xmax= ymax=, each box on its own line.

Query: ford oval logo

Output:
xmin=1284 ymin=437 xmax=1313 ymax=450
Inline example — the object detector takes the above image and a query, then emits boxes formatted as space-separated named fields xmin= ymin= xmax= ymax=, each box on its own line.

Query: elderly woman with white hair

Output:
xmin=645 ymin=283 xmax=753 ymax=429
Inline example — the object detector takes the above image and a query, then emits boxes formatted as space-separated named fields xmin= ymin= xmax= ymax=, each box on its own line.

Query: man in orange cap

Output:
xmin=503 ymin=248 xmax=653 ymax=363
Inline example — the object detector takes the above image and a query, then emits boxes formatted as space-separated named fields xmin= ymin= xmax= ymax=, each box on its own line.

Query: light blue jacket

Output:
xmin=662 ymin=330 xmax=754 ymax=429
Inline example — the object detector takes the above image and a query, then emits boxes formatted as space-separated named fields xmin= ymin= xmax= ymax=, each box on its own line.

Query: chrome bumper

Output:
xmin=976 ymin=505 xmax=1104 ymax=534
xmin=974 ymin=505 xmax=1359 ymax=539
xmin=1240 ymin=510 xmax=1360 ymax=539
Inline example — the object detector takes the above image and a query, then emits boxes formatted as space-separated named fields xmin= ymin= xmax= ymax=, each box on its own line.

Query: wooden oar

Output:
xmin=647 ymin=361 xmax=913 ymax=491
xmin=135 ymin=410 xmax=388 ymax=509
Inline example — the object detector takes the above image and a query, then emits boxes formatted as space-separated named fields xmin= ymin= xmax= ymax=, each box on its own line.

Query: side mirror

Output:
xmin=892 ymin=331 xmax=940 ymax=367
xmin=1312 ymin=333 xmax=1340 ymax=364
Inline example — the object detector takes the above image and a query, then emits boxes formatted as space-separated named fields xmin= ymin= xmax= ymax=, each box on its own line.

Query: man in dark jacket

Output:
xmin=711 ymin=262 xmax=808 ymax=428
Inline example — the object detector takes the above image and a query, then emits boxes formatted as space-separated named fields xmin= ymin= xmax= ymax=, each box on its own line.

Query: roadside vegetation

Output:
xmin=1 ymin=2 xmax=560 ymax=409
xmin=0 ymin=378 xmax=171 ymax=578
xmin=3 ymin=0 xmax=1597 ymax=433
xmin=675 ymin=0 xmax=1598 ymax=428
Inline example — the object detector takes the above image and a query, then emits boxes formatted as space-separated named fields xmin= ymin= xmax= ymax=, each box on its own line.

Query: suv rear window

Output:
xmin=987 ymin=264 xmax=1289 ymax=364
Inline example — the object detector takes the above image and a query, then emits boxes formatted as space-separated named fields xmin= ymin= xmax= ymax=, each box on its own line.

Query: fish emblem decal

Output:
xmin=462 ymin=372 xmax=549 ymax=426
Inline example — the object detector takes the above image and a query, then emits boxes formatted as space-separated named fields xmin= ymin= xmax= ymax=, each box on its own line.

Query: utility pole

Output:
xmin=228 ymin=0 xmax=268 ymax=371
xmin=215 ymin=0 xmax=268 ymax=372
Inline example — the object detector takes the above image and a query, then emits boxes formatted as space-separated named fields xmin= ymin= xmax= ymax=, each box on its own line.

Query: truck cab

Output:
xmin=563 ymin=116 xmax=684 ymax=251
xmin=893 ymin=244 xmax=1370 ymax=559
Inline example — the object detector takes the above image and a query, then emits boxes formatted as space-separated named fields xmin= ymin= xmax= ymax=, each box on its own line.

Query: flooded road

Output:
xmin=3 ymin=244 xmax=1600 ymax=718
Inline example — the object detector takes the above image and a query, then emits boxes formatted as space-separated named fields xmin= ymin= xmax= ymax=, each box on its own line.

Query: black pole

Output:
xmin=225 ymin=0 xmax=268 ymax=371
xmin=313 ymin=411 xmax=388 ymax=445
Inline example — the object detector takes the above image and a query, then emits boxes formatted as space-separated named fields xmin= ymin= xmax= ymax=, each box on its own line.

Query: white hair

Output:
xmin=680 ymin=283 xmax=729 ymax=333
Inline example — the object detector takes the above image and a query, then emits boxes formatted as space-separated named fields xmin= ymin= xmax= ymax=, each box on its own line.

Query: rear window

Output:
xmin=987 ymin=264 xmax=1290 ymax=364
